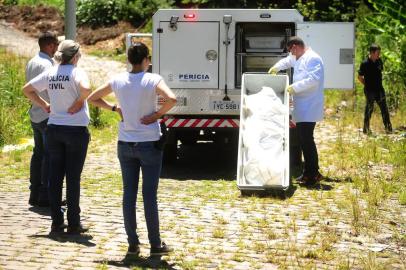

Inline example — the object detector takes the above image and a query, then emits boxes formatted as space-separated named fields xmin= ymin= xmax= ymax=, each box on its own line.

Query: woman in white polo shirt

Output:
xmin=88 ymin=42 xmax=176 ymax=256
xmin=23 ymin=40 xmax=91 ymax=234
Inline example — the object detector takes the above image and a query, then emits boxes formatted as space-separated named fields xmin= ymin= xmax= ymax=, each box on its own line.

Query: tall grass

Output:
xmin=0 ymin=48 xmax=31 ymax=146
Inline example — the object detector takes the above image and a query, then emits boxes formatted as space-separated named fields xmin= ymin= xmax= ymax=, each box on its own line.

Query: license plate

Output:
xmin=210 ymin=100 xmax=240 ymax=111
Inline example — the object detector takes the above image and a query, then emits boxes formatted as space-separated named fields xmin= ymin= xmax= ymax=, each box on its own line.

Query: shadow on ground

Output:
xmin=29 ymin=232 xmax=96 ymax=247
xmin=96 ymin=254 xmax=177 ymax=269
xmin=161 ymin=142 xmax=238 ymax=181
xmin=28 ymin=206 xmax=51 ymax=216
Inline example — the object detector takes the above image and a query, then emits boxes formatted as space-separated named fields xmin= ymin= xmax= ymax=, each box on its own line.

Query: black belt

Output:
xmin=48 ymin=124 xmax=87 ymax=131
xmin=118 ymin=141 xmax=138 ymax=146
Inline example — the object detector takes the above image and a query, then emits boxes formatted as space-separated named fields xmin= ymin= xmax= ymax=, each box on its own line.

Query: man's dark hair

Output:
xmin=128 ymin=42 xmax=149 ymax=65
xmin=38 ymin=32 xmax=58 ymax=49
xmin=369 ymin=44 xmax=381 ymax=53
xmin=286 ymin=36 xmax=305 ymax=48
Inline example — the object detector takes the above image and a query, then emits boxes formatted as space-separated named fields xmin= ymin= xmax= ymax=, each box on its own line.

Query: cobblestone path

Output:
xmin=0 ymin=24 xmax=405 ymax=269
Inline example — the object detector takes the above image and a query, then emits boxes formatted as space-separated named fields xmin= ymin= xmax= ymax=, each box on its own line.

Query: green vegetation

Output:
xmin=76 ymin=0 xmax=173 ymax=29
xmin=2 ymin=0 xmax=64 ymax=11
xmin=0 ymin=48 xmax=31 ymax=146
xmin=356 ymin=0 xmax=405 ymax=110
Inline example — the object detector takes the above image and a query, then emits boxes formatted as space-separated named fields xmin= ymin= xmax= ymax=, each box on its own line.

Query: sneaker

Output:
xmin=67 ymin=223 xmax=89 ymax=234
xmin=51 ymin=223 xmax=67 ymax=233
xmin=127 ymin=244 xmax=140 ymax=256
xmin=150 ymin=242 xmax=173 ymax=256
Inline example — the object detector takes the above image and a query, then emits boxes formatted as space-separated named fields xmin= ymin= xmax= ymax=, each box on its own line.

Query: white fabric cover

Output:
xmin=242 ymin=86 xmax=285 ymax=186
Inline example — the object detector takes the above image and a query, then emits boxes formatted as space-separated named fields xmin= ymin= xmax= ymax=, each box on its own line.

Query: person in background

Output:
xmin=358 ymin=44 xmax=392 ymax=134
xmin=88 ymin=42 xmax=176 ymax=256
xmin=23 ymin=40 xmax=91 ymax=234
xmin=268 ymin=36 xmax=324 ymax=186
xmin=25 ymin=31 xmax=58 ymax=207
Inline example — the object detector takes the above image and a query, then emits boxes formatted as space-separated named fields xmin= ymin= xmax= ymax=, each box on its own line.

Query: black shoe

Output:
xmin=29 ymin=193 xmax=39 ymax=206
xmin=302 ymin=172 xmax=323 ymax=186
xmin=127 ymin=244 xmax=140 ymax=256
xmin=67 ymin=223 xmax=89 ymax=234
xmin=150 ymin=242 xmax=173 ymax=256
xmin=37 ymin=200 xmax=50 ymax=207
xmin=29 ymin=198 xmax=38 ymax=206
xmin=51 ymin=223 xmax=67 ymax=233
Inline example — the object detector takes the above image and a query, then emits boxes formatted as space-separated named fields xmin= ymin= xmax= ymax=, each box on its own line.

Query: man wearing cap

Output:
xmin=23 ymin=40 xmax=91 ymax=234
xmin=268 ymin=36 xmax=324 ymax=186
xmin=25 ymin=32 xmax=58 ymax=207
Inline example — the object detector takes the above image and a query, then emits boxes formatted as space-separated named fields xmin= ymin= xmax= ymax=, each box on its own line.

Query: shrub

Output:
xmin=76 ymin=0 xmax=126 ymax=28
xmin=76 ymin=0 xmax=174 ymax=28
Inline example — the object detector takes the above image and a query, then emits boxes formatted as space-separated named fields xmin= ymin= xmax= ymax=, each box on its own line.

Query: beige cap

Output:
xmin=54 ymin=40 xmax=80 ymax=62
xmin=57 ymin=40 xmax=80 ymax=56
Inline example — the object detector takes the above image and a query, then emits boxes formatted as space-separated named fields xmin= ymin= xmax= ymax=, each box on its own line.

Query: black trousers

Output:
xmin=47 ymin=125 xmax=90 ymax=227
xmin=364 ymin=90 xmax=392 ymax=131
xmin=296 ymin=122 xmax=319 ymax=177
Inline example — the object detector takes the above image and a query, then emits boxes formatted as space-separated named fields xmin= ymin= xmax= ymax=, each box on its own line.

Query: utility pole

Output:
xmin=64 ymin=0 xmax=76 ymax=40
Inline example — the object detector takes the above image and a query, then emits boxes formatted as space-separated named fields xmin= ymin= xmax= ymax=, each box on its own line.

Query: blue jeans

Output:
xmin=117 ymin=141 xmax=163 ymax=247
xmin=46 ymin=125 xmax=89 ymax=226
xmin=30 ymin=119 xmax=49 ymax=202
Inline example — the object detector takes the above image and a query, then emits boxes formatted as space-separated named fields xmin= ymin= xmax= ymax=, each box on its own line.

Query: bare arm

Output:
xmin=88 ymin=82 xmax=123 ymax=120
xmin=67 ymin=80 xmax=92 ymax=114
xmin=141 ymin=80 xmax=177 ymax=125
xmin=23 ymin=83 xmax=50 ymax=113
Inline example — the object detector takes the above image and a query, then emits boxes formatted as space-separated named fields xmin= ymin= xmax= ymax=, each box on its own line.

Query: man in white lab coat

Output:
xmin=268 ymin=36 xmax=324 ymax=186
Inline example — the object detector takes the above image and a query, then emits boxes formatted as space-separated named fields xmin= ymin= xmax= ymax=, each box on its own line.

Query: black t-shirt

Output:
xmin=358 ymin=57 xmax=384 ymax=92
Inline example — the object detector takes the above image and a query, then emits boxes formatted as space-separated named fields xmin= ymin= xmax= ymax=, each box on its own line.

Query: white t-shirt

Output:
xmin=29 ymin=65 xmax=90 ymax=126
xmin=109 ymin=72 xmax=162 ymax=142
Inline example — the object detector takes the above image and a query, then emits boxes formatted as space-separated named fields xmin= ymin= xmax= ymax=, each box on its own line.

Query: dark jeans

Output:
xmin=364 ymin=90 xmax=392 ymax=132
xmin=30 ymin=119 xmax=49 ymax=202
xmin=117 ymin=141 xmax=163 ymax=247
xmin=46 ymin=125 xmax=89 ymax=226
xmin=296 ymin=122 xmax=319 ymax=177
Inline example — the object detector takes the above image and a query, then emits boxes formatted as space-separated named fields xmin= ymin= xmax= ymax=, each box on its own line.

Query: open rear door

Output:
xmin=297 ymin=22 xmax=355 ymax=89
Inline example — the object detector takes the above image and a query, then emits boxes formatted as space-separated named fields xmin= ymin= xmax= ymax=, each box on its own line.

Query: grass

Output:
xmin=0 ymin=48 xmax=31 ymax=146
xmin=86 ymin=48 xmax=127 ymax=63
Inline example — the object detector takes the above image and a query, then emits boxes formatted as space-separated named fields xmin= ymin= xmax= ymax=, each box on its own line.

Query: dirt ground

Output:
xmin=0 ymin=4 xmax=137 ymax=51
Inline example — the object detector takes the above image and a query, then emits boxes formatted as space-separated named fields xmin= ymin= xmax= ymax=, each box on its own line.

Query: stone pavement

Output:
xmin=0 ymin=138 xmax=405 ymax=269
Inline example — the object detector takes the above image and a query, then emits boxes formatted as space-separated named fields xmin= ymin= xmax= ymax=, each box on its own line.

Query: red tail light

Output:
xmin=184 ymin=13 xmax=196 ymax=19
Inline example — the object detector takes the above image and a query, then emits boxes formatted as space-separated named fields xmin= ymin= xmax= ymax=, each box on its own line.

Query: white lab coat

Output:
xmin=273 ymin=48 xmax=324 ymax=122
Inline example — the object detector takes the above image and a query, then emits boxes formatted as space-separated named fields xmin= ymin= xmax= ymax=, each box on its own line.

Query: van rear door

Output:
xmin=158 ymin=21 xmax=220 ymax=89
xmin=297 ymin=22 xmax=355 ymax=89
